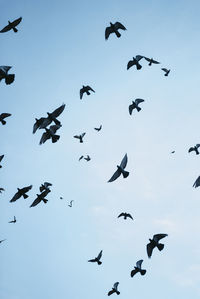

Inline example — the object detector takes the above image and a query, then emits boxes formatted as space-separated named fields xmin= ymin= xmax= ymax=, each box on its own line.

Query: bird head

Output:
xmin=110 ymin=22 xmax=113 ymax=26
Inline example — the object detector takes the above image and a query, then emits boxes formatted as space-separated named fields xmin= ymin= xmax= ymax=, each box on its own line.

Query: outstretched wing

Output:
xmin=136 ymin=259 xmax=143 ymax=269
xmin=1 ymin=113 xmax=11 ymax=119
xmin=188 ymin=147 xmax=194 ymax=153
xmin=115 ymin=22 xmax=126 ymax=31
xmin=87 ymin=86 xmax=95 ymax=93
xmin=0 ymin=66 xmax=12 ymax=74
xmin=153 ymin=233 xmax=168 ymax=242
xmin=88 ymin=258 xmax=96 ymax=263
xmin=49 ymin=124 xmax=61 ymax=134
xmin=105 ymin=26 xmax=112 ymax=40
xmin=113 ymin=282 xmax=119 ymax=290
xmin=0 ymin=24 xmax=11 ymax=33
xmin=196 ymin=144 xmax=200 ymax=148
xmin=127 ymin=213 xmax=133 ymax=220
xmin=10 ymin=192 xmax=21 ymax=202
xmin=146 ymin=242 xmax=154 ymax=258
xmin=120 ymin=153 xmax=128 ymax=169
xmin=108 ymin=168 xmax=121 ymax=183
xmin=161 ymin=68 xmax=168 ymax=72
xmin=108 ymin=289 xmax=115 ymax=296
xmin=129 ymin=103 xmax=135 ymax=115
xmin=97 ymin=250 xmax=102 ymax=260
xmin=80 ymin=88 xmax=84 ymax=99
xmin=0 ymin=155 xmax=4 ymax=162
xmin=21 ymin=185 xmax=32 ymax=193
xmin=30 ymin=197 xmax=41 ymax=207
xmin=127 ymin=60 xmax=135 ymax=70
xmin=193 ymin=176 xmax=200 ymax=188
xmin=12 ymin=17 xmax=22 ymax=27
xmin=118 ymin=213 xmax=125 ymax=218
xmin=135 ymin=98 xmax=144 ymax=105
xmin=131 ymin=268 xmax=139 ymax=277
xmin=135 ymin=55 xmax=144 ymax=61
xmin=81 ymin=132 xmax=86 ymax=138
xmin=33 ymin=117 xmax=46 ymax=134
xmin=51 ymin=104 xmax=65 ymax=118
xmin=39 ymin=132 xmax=50 ymax=145
xmin=74 ymin=135 xmax=80 ymax=139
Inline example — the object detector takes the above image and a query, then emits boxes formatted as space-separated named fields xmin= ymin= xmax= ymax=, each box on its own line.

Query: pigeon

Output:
xmin=144 ymin=57 xmax=160 ymax=66
xmin=188 ymin=144 xmax=200 ymax=155
xmin=74 ymin=132 xmax=86 ymax=143
xmin=84 ymin=155 xmax=91 ymax=162
xmin=30 ymin=190 xmax=50 ymax=208
xmin=68 ymin=200 xmax=74 ymax=207
xmin=33 ymin=117 xmax=46 ymax=134
xmin=0 ymin=66 xmax=15 ymax=85
xmin=118 ymin=212 xmax=133 ymax=220
xmin=88 ymin=250 xmax=103 ymax=265
xmin=10 ymin=185 xmax=32 ymax=202
xmin=0 ymin=113 xmax=11 ymax=125
xmin=162 ymin=68 xmax=170 ymax=76
xmin=146 ymin=233 xmax=168 ymax=258
xmin=40 ymin=182 xmax=52 ymax=192
xmin=80 ymin=86 xmax=95 ymax=99
xmin=129 ymin=99 xmax=145 ymax=115
xmin=130 ymin=260 xmax=146 ymax=277
xmin=108 ymin=282 xmax=120 ymax=296
xmin=193 ymin=176 xmax=200 ymax=188
xmin=0 ymin=17 xmax=22 ymax=33
xmin=105 ymin=22 xmax=126 ymax=40
xmin=39 ymin=104 xmax=65 ymax=129
xmin=8 ymin=216 xmax=16 ymax=224
xmin=79 ymin=155 xmax=84 ymax=161
xmin=0 ymin=239 xmax=6 ymax=244
xmin=39 ymin=125 xmax=61 ymax=145
xmin=0 ymin=188 xmax=5 ymax=193
xmin=0 ymin=155 xmax=4 ymax=168
xmin=108 ymin=154 xmax=129 ymax=183
xmin=127 ymin=55 xmax=144 ymax=70
xmin=94 ymin=125 xmax=102 ymax=132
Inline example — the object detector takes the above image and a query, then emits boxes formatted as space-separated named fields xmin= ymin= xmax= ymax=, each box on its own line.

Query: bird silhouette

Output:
xmin=30 ymin=190 xmax=50 ymax=207
xmin=105 ymin=22 xmax=126 ymax=40
xmin=108 ymin=154 xmax=129 ymax=182
xmin=39 ymin=104 xmax=65 ymax=129
xmin=8 ymin=216 xmax=16 ymax=223
xmin=144 ymin=57 xmax=160 ymax=66
xmin=127 ymin=55 xmax=144 ymax=70
xmin=108 ymin=282 xmax=120 ymax=296
xmin=10 ymin=185 xmax=32 ymax=202
xmin=68 ymin=200 xmax=74 ymax=207
xmin=129 ymin=99 xmax=144 ymax=115
xmin=80 ymin=85 xmax=95 ymax=99
xmin=130 ymin=260 xmax=146 ymax=277
xmin=0 ymin=17 xmax=22 ymax=33
xmin=94 ymin=125 xmax=102 ymax=131
xmin=0 ymin=155 xmax=4 ymax=168
xmin=147 ymin=233 xmax=168 ymax=258
xmin=88 ymin=250 xmax=103 ymax=265
xmin=0 ymin=239 xmax=6 ymax=244
xmin=188 ymin=144 xmax=200 ymax=155
xmin=33 ymin=117 xmax=46 ymax=134
xmin=162 ymin=68 xmax=170 ymax=76
xmin=0 ymin=113 xmax=11 ymax=125
xmin=84 ymin=155 xmax=91 ymax=162
xmin=39 ymin=125 xmax=61 ymax=145
xmin=74 ymin=132 xmax=86 ymax=143
xmin=171 ymin=151 xmax=175 ymax=154
xmin=40 ymin=182 xmax=52 ymax=192
xmin=0 ymin=66 xmax=15 ymax=85
xmin=118 ymin=212 xmax=133 ymax=220
xmin=0 ymin=187 xmax=5 ymax=193
xmin=193 ymin=176 xmax=200 ymax=188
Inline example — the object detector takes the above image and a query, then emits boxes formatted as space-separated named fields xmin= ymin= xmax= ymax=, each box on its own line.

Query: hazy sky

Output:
xmin=1 ymin=0 xmax=200 ymax=298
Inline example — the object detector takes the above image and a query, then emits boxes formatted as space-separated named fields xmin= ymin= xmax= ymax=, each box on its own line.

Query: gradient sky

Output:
xmin=1 ymin=0 xmax=200 ymax=298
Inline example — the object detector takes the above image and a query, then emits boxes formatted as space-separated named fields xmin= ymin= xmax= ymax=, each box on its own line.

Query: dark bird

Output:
xmin=171 ymin=151 xmax=175 ymax=154
xmin=0 ymin=239 xmax=6 ymax=244
xmin=129 ymin=99 xmax=145 ymax=115
xmin=193 ymin=176 xmax=200 ymax=188
xmin=144 ymin=57 xmax=160 ymax=66
xmin=0 ymin=17 xmax=22 ymax=33
xmin=60 ymin=197 xmax=63 ymax=200
xmin=39 ymin=125 xmax=61 ymax=145
xmin=188 ymin=144 xmax=200 ymax=155
xmin=80 ymin=85 xmax=95 ymax=99
xmin=130 ymin=260 xmax=146 ymax=277
xmin=108 ymin=154 xmax=129 ymax=183
xmin=8 ymin=216 xmax=16 ymax=224
xmin=68 ymin=200 xmax=74 ymax=207
xmin=33 ymin=117 xmax=46 ymax=134
xmin=10 ymin=185 xmax=32 ymax=202
xmin=147 ymin=233 xmax=168 ymax=258
xmin=0 ymin=66 xmax=15 ymax=85
xmin=105 ymin=22 xmax=126 ymax=40
xmin=84 ymin=155 xmax=91 ymax=162
xmin=108 ymin=282 xmax=120 ymax=296
xmin=94 ymin=125 xmax=102 ymax=132
xmin=127 ymin=55 xmax=144 ymax=70
xmin=162 ymin=68 xmax=170 ymax=76
xmin=74 ymin=132 xmax=86 ymax=143
xmin=88 ymin=250 xmax=103 ymax=265
xmin=39 ymin=104 xmax=65 ymax=129
xmin=118 ymin=212 xmax=133 ymax=220
xmin=0 ymin=187 xmax=5 ymax=193
xmin=0 ymin=155 xmax=4 ymax=168
xmin=0 ymin=113 xmax=11 ymax=125
xmin=30 ymin=190 xmax=50 ymax=208
xmin=79 ymin=155 xmax=84 ymax=161
xmin=40 ymin=182 xmax=52 ymax=192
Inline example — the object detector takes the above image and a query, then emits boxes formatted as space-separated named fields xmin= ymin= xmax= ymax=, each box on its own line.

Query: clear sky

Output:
xmin=1 ymin=0 xmax=200 ymax=298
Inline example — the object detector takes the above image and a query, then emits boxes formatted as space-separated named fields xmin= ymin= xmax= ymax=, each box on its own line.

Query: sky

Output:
xmin=1 ymin=0 xmax=200 ymax=298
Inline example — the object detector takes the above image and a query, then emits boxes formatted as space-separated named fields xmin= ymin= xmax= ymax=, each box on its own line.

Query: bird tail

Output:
xmin=122 ymin=171 xmax=129 ymax=178
xmin=136 ymin=107 xmax=141 ymax=112
xmin=23 ymin=194 xmax=28 ymax=199
xmin=165 ymin=73 xmax=168 ymax=76
xmin=157 ymin=243 xmax=164 ymax=251
xmin=97 ymin=261 xmax=102 ymax=265
xmin=5 ymin=74 xmax=15 ymax=85
xmin=140 ymin=269 xmax=146 ymax=276
xmin=86 ymin=91 xmax=90 ymax=95
xmin=13 ymin=27 xmax=18 ymax=33
xmin=116 ymin=291 xmax=120 ymax=295
xmin=1 ymin=120 xmax=6 ymax=125
xmin=43 ymin=199 xmax=48 ymax=204
xmin=115 ymin=31 xmax=121 ymax=38
xmin=52 ymin=135 xmax=60 ymax=143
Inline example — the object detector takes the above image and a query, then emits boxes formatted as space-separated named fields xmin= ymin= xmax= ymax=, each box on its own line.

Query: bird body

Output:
xmin=10 ymin=185 xmax=32 ymax=202
xmin=105 ymin=22 xmax=126 ymax=40
xmin=108 ymin=154 xmax=129 ymax=182
xmin=131 ymin=260 xmax=146 ymax=277
xmin=129 ymin=99 xmax=145 ymax=115
xmin=118 ymin=212 xmax=133 ymax=220
xmin=88 ymin=250 xmax=102 ymax=265
xmin=0 ymin=17 xmax=22 ymax=33
xmin=146 ymin=233 xmax=168 ymax=258
xmin=0 ymin=66 xmax=15 ymax=85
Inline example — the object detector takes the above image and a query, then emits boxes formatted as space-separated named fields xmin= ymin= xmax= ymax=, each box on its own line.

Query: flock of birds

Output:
xmin=0 ymin=16 xmax=199 ymax=296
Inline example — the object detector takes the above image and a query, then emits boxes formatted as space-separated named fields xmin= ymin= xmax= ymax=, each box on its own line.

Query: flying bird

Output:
xmin=39 ymin=104 xmax=65 ymax=129
xmin=94 ymin=125 xmax=102 ymax=132
xmin=0 ymin=239 xmax=6 ymax=244
xmin=74 ymin=132 xmax=86 ymax=143
xmin=30 ymin=190 xmax=50 ymax=208
xmin=108 ymin=154 xmax=129 ymax=183
xmin=8 ymin=216 xmax=16 ymax=224
xmin=108 ymin=282 xmax=120 ymax=296
xmin=84 ymin=155 xmax=91 ymax=162
xmin=10 ymin=185 xmax=32 ymax=202
xmin=171 ymin=151 xmax=175 ymax=154
xmin=33 ymin=117 xmax=46 ymax=134
xmin=0 ymin=188 xmax=5 ymax=193
xmin=88 ymin=250 xmax=103 ymax=265
xmin=188 ymin=144 xmax=200 ymax=155
xmin=127 ymin=55 xmax=144 ymax=70
xmin=80 ymin=85 xmax=95 ymax=99
xmin=144 ymin=57 xmax=160 ymax=66
xmin=162 ymin=68 xmax=170 ymax=76
xmin=130 ymin=260 xmax=146 ymax=277
xmin=118 ymin=212 xmax=133 ymax=220
xmin=68 ymin=200 xmax=74 ymax=207
xmin=193 ymin=176 xmax=200 ymax=188
xmin=0 ymin=113 xmax=11 ymax=125
xmin=147 ymin=233 xmax=168 ymax=258
xmin=39 ymin=125 xmax=61 ymax=145
xmin=0 ymin=155 xmax=4 ymax=168
xmin=129 ymin=99 xmax=145 ymax=115
xmin=0 ymin=66 xmax=15 ymax=85
xmin=105 ymin=22 xmax=126 ymax=40
xmin=40 ymin=182 xmax=52 ymax=192
xmin=0 ymin=17 xmax=22 ymax=33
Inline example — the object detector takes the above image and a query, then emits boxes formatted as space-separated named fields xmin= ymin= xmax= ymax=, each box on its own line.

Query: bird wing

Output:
xmin=129 ymin=103 xmax=134 ymax=115
xmin=87 ymin=86 xmax=95 ymax=92
xmin=135 ymin=98 xmax=144 ymax=105
xmin=88 ymin=258 xmax=96 ymax=263
xmin=108 ymin=168 xmax=121 ymax=183
xmin=97 ymin=250 xmax=102 ymax=260
xmin=136 ymin=259 xmax=143 ymax=269
xmin=113 ymin=282 xmax=119 ymax=290
xmin=153 ymin=233 xmax=168 ymax=242
xmin=1 ymin=113 xmax=11 ymax=119
xmin=39 ymin=132 xmax=50 ymax=145
xmin=118 ymin=213 xmax=125 ymax=218
xmin=10 ymin=192 xmax=21 ymax=202
xmin=196 ymin=144 xmax=200 ymax=148
xmin=115 ymin=22 xmax=126 ymax=30
xmin=144 ymin=57 xmax=151 ymax=62
xmin=0 ymin=24 xmax=11 ymax=33
xmin=30 ymin=197 xmax=41 ymax=207
xmin=44 ymin=182 xmax=52 ymax=188
xmin=108 ymin=290 xmax=115 ymax=296
xmin=193 ymin=176 xmax=200 ymax=188
xmin=0 ymin=66 xmax=12 ymax=74
xmin=151 ymin=59 xmax=160 ymax=64
xmin=127 ymin=213 xmax=133 ymax=220
xmin=135 ymin=55 xmax=144 ymax=61
xmin=79 ymin=155 xmax=84 ymax=160
xmin=127 ymin=60 xmax=135 ymax=70
xmin=74 ymin=135 xmax=80 ymax=139
xmin=120 ymin=153 xmax=128 ymax=169
xmin=21 ymin=185 xmax=32 ymax=193
xmin=146 ymin=243 xmax=154 ymax=258
xmin=81 ymin=132 xmax=86 ymax=138
xmin=12 ymin=17 xmax=22 ymax=27
xmin=80 ymin=88 xmax=84 ymax=99
xmin=161 ymin=68 xmax=168 ymax=72
xmin=51 ymin=104 xmax=66 ymax=118
xmin=105 ymin=26 xmax=112 ymax=40
xmin=188 ymin=147 xmax=194 ymax=153
xmin=131 ymin=268 xmax=139 ymax=277
xmin=14 ymin=216 xmax=16 ymax=221
xmin=0 ymin=155 xmax=4 ymax=162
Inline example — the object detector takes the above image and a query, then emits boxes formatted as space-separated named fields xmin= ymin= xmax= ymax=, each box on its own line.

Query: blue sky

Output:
xmin=1 ymin=0 xmax=200 ymax=298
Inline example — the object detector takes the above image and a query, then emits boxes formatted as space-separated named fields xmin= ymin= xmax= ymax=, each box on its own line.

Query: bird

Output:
xmin=108 ymin=282 xmax=120 ymax=296
xmin=80 ymin=85 xmax=95 ymax=99
xmin=10 ymin=185 xmax=32 ymax=202
xmin=32 ymin=117 xmax=46 ymax=134
xmin=105 ymin=21 xmax=126 ymax=40
xmin=39 ymin=125 xmax=61 ymax=145
xmin=108 ymin=154 xmax=129 ymax=183
xmin=146 ymin=233 xmax=168 ymax=258
xmin=68 ymin=200 xmax=74 ymax=207
xmin=127 ymin=55 xmax=144 ymax=70
xmin=144 ymin=57 xmax=160 ymax=66
xmin=0 ymin=188 xmax=5 ymax=193
xmin=188 ymin=144 xmax=200 ymax=155
xmin=0 ymin=66 xmax=15 ymax=85
xmin=39 ymin=104 xmax=65 ymax=129
xmin=88 ymin=250 xmax=103 ymax=265
xmin=193 ymin=176 xmax=200 ymax=188
xmin=60 ymin=197 xmax=63 ymax=200
xmin=74 ymin=132 xmax=86 ymax=143
xmin=129 ymin=99 xmax=145 ymax=115
xmin=118 ymin=212 xmax=133 ymax=220
xmin=84 ymin=155 xmax=91 ymax=161
xmin=0 ymin=113 xmax=11 ymax=125
xmin=171 ymin=151 xmax=175 ymax=154
xmin=162 ymin=68 xmax=170 ymax=76
xmin=130 ymin=260 xmax=146 ymax=277
xmin=79 ymin=155 xmax=84 ymax=161
xmin=30 ymin=190 xmax=50 ymax=208
xmin=40 ymin=182 xmax=52 ymax=192
xmin=0 ymin=17 xmax=22 ymax=33
xmin=8 ymin=216 xmax=16 ymax=224
xmin=0 ymin=239 xmax=6 ymax=244
xmin=94 ymin=125 xmax=102 ymax=132
xmin=0 ymin=155 xmax=4 ymax=168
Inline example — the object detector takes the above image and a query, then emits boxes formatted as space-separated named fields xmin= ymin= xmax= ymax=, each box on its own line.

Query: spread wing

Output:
xmin=0 ymin=113 xmax=11 ymax=119
xmin=51 ymin=104 xmax=65 ymax=118
xmin=135 ymin=98 xmax=144 ymax=105
xmin=39 ymin=131 xmax=50 ymax=145
xmin=10 ymin=191 xmax=21 ymax=202
xmin=127 ymin=213 xmax=133 ymax=220
xmin=153 ymin=233 xmax=168 ymax=242
xmin=21 ymin=185 xmax=32 ymax=193
xmin=120 ymin=153 xmax=128 ymax=169
xmin=105 ymin=26 xmax=112 ymax=40
xmin=80 ymin=88 xmax=84 ymax=99
xmin=115 ymin=22 xmax=126 ymax=31
xmin=81 ymin=132 xmax=86 ymax=138
xmin=144 ymin=57 xmax=151 ymax=62
xmin=14 ymin=216 xmax=16 ymax=221
xmin=193 ymin=176 xmax=200 ymax=188
xmin=108 ymin=290 xmax=115 ymax=296
xmin=0 ymin=66 xmax=12 ymax=73
xmin=147 ymin=242 xmax=154 ymax=258
xmin=87 ymin=86 xmax=95 ymax=93
xmin=39 ymin=117 xmax=52 ymax=129
xmin=151 ymin=59 xmax=160 ymax=64
xmin=136 ymin=259 xmax=143 ymax=269
xmin=0 ymin=24 xmax=11 ymax=33
xmin=108 ymin=168 xmax=121 ymax=183
xmin=188 ymin=147 xmax=194 ymax=153
xmin=74 ymin=135 xmax=80 ymax=139
xmin=196 ymin=144 xmax=200 ymax=148
xmin=127 ymin=59 xmax=135 ymax=70
xmin=113 ymin=282 xmax=119 ymax=290
xmin=97 ymin=250 xmax=102 ymax=260
xmin=129 ymin=103 xmax=135 ymax=115
xmin=0 ymin=155 xmax=4 ymax=162
xmin=12 ymin=17 xmax=22 ymax=27
xmin=118 ymin=213 xmax=125 ymax=218
xmin=161 ymin=68 xmax=168 ymax=72
xmin=131 ymin=268 xmax=139 ymax=277
xmin=79 ymin=155 xmax=84 ymax=161
xmin=30 ymin=197 xmax=41 ymax=207
xmin=135 ymin=55 xmax=144 ymax=61
xmin=88 ymin=258 xmax=96 ymax=263
xmin=44 ymin=182 xmax=52 ymax=188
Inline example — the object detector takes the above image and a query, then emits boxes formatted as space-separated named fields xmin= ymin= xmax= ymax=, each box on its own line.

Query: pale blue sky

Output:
xmin=1 ymin=0 xmax=200 ymax=298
